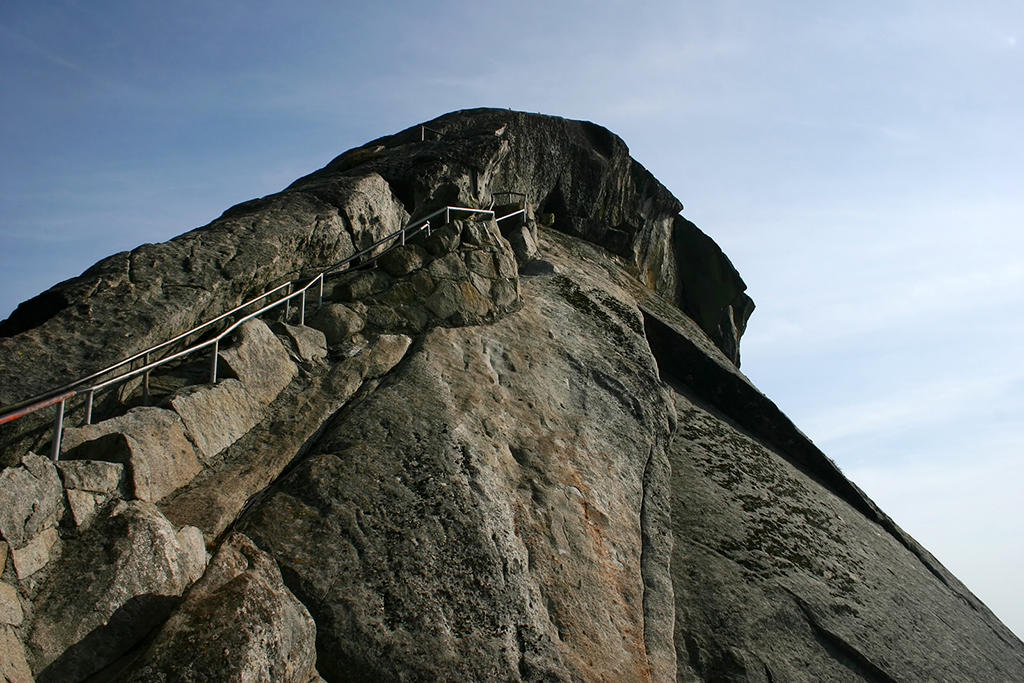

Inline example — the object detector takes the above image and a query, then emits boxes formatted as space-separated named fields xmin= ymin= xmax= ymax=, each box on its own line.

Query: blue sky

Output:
xmin=2 ymin=1 xmax=1022 ymax=638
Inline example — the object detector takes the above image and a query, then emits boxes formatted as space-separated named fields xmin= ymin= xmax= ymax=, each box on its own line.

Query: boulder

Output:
xmin=61 ymin=407 xmax=202 ymax=503
xmin=170 ymin=380 xmax=265 ymax=463
xmin=377 ymin=244 xmax=429 ymax=278
xmin=120 ymin=533 xmax=319 ymax=682
xmin=309 ymin=303 xmax=365 ymax=345
xmin=0 ymin=454 xmax=64 ymax=552
xmin=27 ymin=501 xmax=206 ymax=682
xmin=217 ymin=318 xmax=297 ymax=405
xmin=277 ymin=323 xmax=328 ymax=364
xmin=57 ymin=460 xmax=127 ymax=527
xmin=0 ymin=626 xmax=32 ymax=683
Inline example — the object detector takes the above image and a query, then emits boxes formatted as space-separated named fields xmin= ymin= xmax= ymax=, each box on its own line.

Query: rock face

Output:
xmin=0 ymin=109 xmax=1022 ymax=682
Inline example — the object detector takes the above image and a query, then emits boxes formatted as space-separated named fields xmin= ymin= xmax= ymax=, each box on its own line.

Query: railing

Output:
xmin=1 ymin=201 xmax=532 ymax=461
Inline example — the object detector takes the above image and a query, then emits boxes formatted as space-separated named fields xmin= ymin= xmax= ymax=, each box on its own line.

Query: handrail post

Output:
xmin=284 ymin=282 xmax=292 ymax=322
xmin=299 ymin=290 xmax=307 ymax=326
xmin=317 ymin=275 xmax=324 ymax=309
xmin=142 ymin=352 xmax=150 ymax=406
xmin=210 ymin=340 xmax=219 ymax=384
xmin=84 ymin=390 xmax=94 ymax=426
xmin=50 ymin=397 xmax=66 ymax=462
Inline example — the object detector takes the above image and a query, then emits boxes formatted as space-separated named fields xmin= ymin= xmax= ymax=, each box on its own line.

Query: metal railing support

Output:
xmin=50 ymin=397 xmax=65 ymax=462
xmin=318 ymin=276 xmax=324 ymax=309
xmin=142 ymin=353 xmax=151 ymax=406
xmin=210 ymin=339 xmax=219 ymax=384
xmin=84 ymin=390 xmax=94 ymax=426
xmin=299 ymin=290 xmax=307 ymax=326
xmin=284 ymin=283 xmax=292 ymax=321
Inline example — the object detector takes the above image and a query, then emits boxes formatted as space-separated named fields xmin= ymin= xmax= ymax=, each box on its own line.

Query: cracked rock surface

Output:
xmin=0 ymin=109 xmax=1022 ymax=682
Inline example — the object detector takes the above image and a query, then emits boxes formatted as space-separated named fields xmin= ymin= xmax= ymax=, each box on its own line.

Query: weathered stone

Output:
xmin=57 ymin=459 xmax=125 ymax=494
xmin=3 ymin=108 xmax=1024 ymax=683
xmin=309 ymin=303 xmax=365 ymax=345
xmin=0 ymin=626 xmax=32 ymax=683
xmin=62 ymin=407 xmax=202 ymax=502
xmin=423 ymin=279 xmax=462 ymax=319
xmin=490 ymin=278 xmax=520 ymax=309
xmin=377 ymin=244 xmax=428 ymax=277
xmin=456 ymin=279 xmax=493 ymax=320
xmin=426 ymin=251 xmax=467 ymax=280
xmin=217 ymin=318 xmax=297 ymax=405
xmin=420 ymin=222 xmax=461 ymax=256
xmin=170 ymin=380 xmax=264 ymax=463
xmin=120 ymin=533 xmax=318 ymax=683
xmin=378 ymin=280 xmax=417 ymax=306
xmin=11 ymin=528 xmax=58 ymax=581
xmin=58 ymin=459 xmax=126 ymax=527
xmin=240 ymin=268 xmax=675 ymax=682
xmin=0 ymin=583 xmax=22 ymax=627
xmin=0 ymin=454 xmax=63 ymax=550
xmin=396 ymin=304 xmax=430 ymax=332
xmin=365 ymin=304 xmax=404 ymax=331
xmin=460 ymin=219 xmax=493 ymax=246
xmin=410 ymin=269 xmax=435 ymax=297
xmin=363 ymin=334 xmax=412 ymax=379
xmin=331 ymin=270 xmax=392 ymax=301
xmin=509 ymin=223 xmax=538 ymax=262
xmin=27 ymin=501 xmax=207 ymax=682
xmin=1 ymin=172 xmax=408 ymax=465
xmin=277 ymin=322 xmax=328 ymax=363
xmin=464 ymin=249 xmax=497 ymax=278
xmin=161 ymin=343 xmax=395 ymax=544
xmin=520 ymin=258 xmax=558 ymax=276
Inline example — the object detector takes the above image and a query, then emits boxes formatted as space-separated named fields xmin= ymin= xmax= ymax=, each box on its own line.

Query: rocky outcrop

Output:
xmin=0 ymin=109 xmax=1021 ymax=682
xmin=119 ymin=532 xmax=320 ymax=682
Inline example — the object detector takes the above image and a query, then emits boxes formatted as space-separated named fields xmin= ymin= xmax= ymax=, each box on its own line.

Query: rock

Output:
xmin=217 ymin=318 xmax=297 ymax=405
xmin=161 ymin=339 xmax=408 ymax=544
xmin=0 ymin=583 xmax=20 ymax=626
xmin=239 ymin=267 xmax=676 ymax=682
xmin=363 ymin=334 xmax=412 ymax=379
xmin=170 ymin=380 xmax=265 ymax=463
xmin=0 ymin=173 xmax=408 ymax=461
xmin=331 ymin=270 xmax=392 ymax=301
xmin=57 ymin=460 xmax=126 ymax=527
xmin=2 ymin=108 xmax=1023 ymax=682
xmin=666 ymin=388 xmax=1024 ymax=682
xmin=0 ymin=626 xmax=33 ymax=683
xmin=62 ymin=407 xmax=202 ymax=503
xmin=10 ymin=528 xmax=59 ymax=582
xmin=426 ymin=251 xmax=468 ymax=281
xmin=119 ymin=533 xmax=318 ymax=683
xmin=277 ymin=322 xmax=328 ymax=363
xmin=520 ymin=258 xmax=559 ymax=276
xmin=0 ymin=454 xmax=64 ymax=551
xmin=422 ymin=279 xmax=462 ymax=320
xmin=420 ymin=223 xmax=461 ymax=256
xmin=509 ymin=224 xmax=538 ymax=262
xmin=27 ymin=501 xmax=207 ymax=682
xmin=464 ymin=249 xmax=497 ymax=278
xmin=377 ymin=244 xmax=429 ymax=277
xmin=309 ymin=303 xmax=365 ymax=345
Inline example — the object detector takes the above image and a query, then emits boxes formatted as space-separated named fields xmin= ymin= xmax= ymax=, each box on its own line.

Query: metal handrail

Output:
xmin=0 ymin=203 xmax=515 ymax=460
